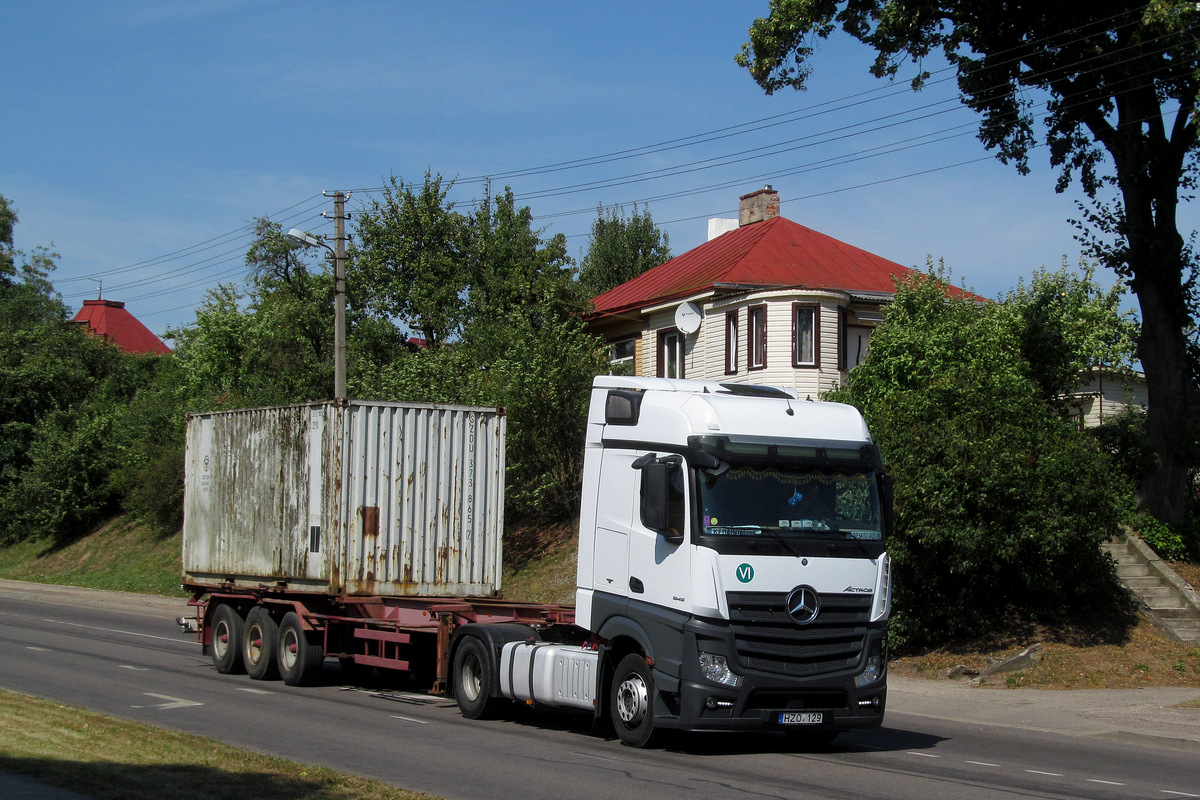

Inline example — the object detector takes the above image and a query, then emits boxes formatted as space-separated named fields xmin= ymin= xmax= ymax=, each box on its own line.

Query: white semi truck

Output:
xmin=183 ymin=376 xmax=892 ymax=747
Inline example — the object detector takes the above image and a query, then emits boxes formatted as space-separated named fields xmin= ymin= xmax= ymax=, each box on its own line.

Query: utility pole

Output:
xmin=327 ymin=190 xmax=349 ymax=402
xmin=287 ymin=191 xmax=351 ymax=401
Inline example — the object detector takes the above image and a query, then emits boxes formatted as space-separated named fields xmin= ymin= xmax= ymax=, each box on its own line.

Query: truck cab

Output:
xmin=575 ymin=376 xmax=891 ymax=745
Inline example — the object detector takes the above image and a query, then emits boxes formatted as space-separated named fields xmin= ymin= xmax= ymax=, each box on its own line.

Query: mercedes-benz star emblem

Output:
xmin=785 ymin=585 xmax=821 ymax=625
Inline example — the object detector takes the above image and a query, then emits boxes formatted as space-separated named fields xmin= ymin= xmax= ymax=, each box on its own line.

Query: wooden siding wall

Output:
xmin=636 ymin=292 xmax=852 ymax=395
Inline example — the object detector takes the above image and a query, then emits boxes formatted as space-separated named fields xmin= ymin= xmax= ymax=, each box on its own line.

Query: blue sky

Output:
xmin=4 ymin=2 xmax=1190 ymax=338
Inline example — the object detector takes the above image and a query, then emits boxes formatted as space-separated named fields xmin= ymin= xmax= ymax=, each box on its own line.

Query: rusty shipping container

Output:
xmin=182 ymin=400 xmax=506 ymax=597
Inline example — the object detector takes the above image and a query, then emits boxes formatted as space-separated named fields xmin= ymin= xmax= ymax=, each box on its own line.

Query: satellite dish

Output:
xmin=674 ymin=302 xmax=703 ymax=334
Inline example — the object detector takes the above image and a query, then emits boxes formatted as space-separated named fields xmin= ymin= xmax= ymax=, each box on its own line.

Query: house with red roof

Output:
xmin=586 ymin=186 xmax=937 ymax=397
xmin=72 ymin=299 xmax=171 ymax=356
xmin=586 ymin=188 xmax=1147 ymax=425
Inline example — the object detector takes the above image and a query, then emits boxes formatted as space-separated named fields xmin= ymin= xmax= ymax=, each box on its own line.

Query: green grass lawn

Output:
xmin=0 ymin=517 xmax=184 ymax=596
xmin=0 ymin=689 xmax=439 ymax=800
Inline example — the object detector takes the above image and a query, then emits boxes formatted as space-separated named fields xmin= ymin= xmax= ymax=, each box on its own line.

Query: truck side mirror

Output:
xmin=640 ymin=459 xmax=685 ymax=543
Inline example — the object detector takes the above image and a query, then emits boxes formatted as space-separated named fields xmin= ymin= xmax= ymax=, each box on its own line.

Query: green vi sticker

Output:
xmin=736 ymin=563 xmax=754 ymax=583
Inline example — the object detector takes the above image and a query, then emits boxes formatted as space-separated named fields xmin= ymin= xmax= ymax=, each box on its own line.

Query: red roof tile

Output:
xmin=589 ymin=216 xmax=922 ymax=320
xmin=73 ymin=300 xmax=171 ymax=356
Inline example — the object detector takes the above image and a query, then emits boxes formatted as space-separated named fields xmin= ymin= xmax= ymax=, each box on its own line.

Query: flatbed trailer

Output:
xmin=182 ymin=584 xmax=578 ymax=690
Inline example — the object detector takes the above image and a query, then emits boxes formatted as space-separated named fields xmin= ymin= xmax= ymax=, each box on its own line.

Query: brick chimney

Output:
xmin=738 ymin=185 xmax=780 ymax=226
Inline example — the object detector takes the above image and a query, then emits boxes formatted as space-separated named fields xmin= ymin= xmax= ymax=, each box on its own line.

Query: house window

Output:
xmin=609 ymin=337 xmax=636 ymax=374
xmin=793 ymin=304 xmax=819 ymax=368
xmin=657 ymin=329 xmax=684 ymax=379
xmin=725 ymin=311 xmax=739 ymax=374
xmin=747 ymin=305 xmax=767 ymax=370
xmin=842 ymin=323 xmax=872 ymax=371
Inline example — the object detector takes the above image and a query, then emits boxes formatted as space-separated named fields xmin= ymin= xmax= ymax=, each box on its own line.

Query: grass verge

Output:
xmin=0 ymin=517 xmax=183 ymax=596
xmin=892 ymin=616 xmax=1200 ymax=689
xmin=501 ymin=522 xmax=577 ymax=605
xmin=0 ymin=689 xmax=438 ymax=800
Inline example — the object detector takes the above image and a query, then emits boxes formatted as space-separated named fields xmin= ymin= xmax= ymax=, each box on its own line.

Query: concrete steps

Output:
xmin=1102 ymin=533 xmax=1200 ymax=643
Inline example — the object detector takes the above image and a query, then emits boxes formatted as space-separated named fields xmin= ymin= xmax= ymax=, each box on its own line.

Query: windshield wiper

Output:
xmin=753 ymin=526 xmax=803 ymax=558
xmin=819 ymin=527 xmax=881 ymax=557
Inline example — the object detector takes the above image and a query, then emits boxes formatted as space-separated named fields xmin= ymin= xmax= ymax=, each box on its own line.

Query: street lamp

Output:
xmin=285 ymin=228 xmax=324 ymax=249
xmin=285 ymin=225 xmax=347 ymax=401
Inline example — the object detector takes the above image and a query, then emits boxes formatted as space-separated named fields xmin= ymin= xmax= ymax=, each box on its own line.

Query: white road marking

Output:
xmin=1161 ymin=792 xmax=1200 ymax=798
xmin=119 ymin=665 xmax=148 ymax=671
xmin=235 ymin=687 xmax=273 ymax=695
xmin=1026 ymin=770 xmax=1063 ymax=777
xmin=25 ymin=646 xmax=49 ymax=652
xmin=1088 ymin=780 xmax=1126 ymax=786
xmin=907 ymin=752 xmax=940 ymax=758
xmin=43 ymin=617 xmax=192 ymax=646
xmin=965 ymin=761 xmax=1001 ymax=767
xmin=388 ymin=715 xmax=428 ymax=724
xmin=132 ymin=693 xmax=203 ymax=710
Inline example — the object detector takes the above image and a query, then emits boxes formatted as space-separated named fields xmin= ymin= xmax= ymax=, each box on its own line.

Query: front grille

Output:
xmin=726 ymin=591 xmax=871 ymax=678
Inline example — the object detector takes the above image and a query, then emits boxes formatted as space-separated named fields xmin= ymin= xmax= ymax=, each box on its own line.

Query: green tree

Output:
xmin=1004 ymin=260 xmax=1140 ymax=404
xmin=465 ymin=186 xmax=580 ymax=326
xmin=167 ymin=283 xmax=257 ymax=407
xmin=352 ymin=172 xmax=469 ymax=350
xmin=354 ymin=182 xmax=608 ymax=522
xmin=0 ymin=197 xmax=167 ymax=543
xmin=829 ymin=266 xmax=1126 ymax=647
xmin=577 ymin=204 xmax=672 ymax=300
xmin=1 ymin=194 xmax=17 ymax=278
xmin=169 ymin=219 xmax=347 ymax=407
xmin=738 ymin=1 xmax=1200 ymax=525
xmin=463 ymin=189 xmax=604 ymax=520
xmin=247 ymin=218 xmax=332 ymax=370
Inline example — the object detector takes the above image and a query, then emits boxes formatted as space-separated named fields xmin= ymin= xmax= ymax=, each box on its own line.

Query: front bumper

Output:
xmin=654 ymin=617 xmax=888 ymax=734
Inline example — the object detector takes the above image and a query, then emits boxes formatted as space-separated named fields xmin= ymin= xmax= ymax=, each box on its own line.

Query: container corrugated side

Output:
xmin=340 ymin=401 xmax=505 ymax=596
xmin=182 ymin=400 xmax=505 ymax=597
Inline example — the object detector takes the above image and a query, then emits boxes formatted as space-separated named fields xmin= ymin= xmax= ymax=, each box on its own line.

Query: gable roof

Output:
xmin=588 ymin=215 xmax=919 ymax=321
xmin=73 ymin=299 xmax=171 ymax=356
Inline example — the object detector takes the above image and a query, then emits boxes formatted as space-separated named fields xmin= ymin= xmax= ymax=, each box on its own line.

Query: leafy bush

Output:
xmin=1134 ymin=514 xmax=1192 ymax=561
xmin=830 ymin=266 xmax=1127 ymax=649
xmin=1091 ymin=406 xmax=1156 ymax=487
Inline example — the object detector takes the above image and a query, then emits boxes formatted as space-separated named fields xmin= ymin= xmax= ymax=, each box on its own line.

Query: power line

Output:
xmin=78 ymin=10 xmax=1191 ymax=317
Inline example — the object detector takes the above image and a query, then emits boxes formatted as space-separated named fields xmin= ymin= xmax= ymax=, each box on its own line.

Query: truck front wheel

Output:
xmin=610 ymin=653 xmax=658 ymax=747
xmin=453 ymin=636 xmax=500 ymax=719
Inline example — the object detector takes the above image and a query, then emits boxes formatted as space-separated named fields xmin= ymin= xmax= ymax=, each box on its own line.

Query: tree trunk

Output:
xmin=1131 ymin=269 xmax=1195 ymax=526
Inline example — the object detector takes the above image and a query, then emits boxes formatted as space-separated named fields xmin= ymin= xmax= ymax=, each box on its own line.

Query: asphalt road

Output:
xmin=2 ymin=580 xmax=1199 ymax=800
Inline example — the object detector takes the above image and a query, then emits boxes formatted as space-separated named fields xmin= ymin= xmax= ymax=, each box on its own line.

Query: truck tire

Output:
xmin=453 ymin=636 xmax=501 ymax=719
xmin=209 ymin=603 xmax=245 ymax=674
xmin=278 ymin=611 xmax=324 ymax=686
xmin=610 ymin=653 xmax=659 ymax=747
xmin=243 ymin=606 xmax=280 ymax=681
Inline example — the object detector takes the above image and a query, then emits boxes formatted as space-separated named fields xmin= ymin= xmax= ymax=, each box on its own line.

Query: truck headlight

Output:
xmin=699 ymin=652 xmax=742 ymax=687
xmin=855 ymin=653 xmax=884 ymax=688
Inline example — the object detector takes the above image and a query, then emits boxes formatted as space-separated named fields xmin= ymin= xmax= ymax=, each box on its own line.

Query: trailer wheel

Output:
xmin=243 ymin=606 xmax=280 ymax=681
xmin=278 ymin=611 xmax=324 ymax=686
xmin=209 ymin=603 xmax=245 ymax=674
xmin=453 ymin=636 xmax=501 ymax=719
xmin=610 ymin=653 xmax=659 ymax=747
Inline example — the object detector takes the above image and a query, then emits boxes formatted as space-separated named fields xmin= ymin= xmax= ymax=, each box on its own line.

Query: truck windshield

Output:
xmin=697 ymin=465 xmax=883 ymax=543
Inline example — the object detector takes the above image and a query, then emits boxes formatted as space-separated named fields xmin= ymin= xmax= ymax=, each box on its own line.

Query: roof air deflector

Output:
xmin=716 ymin=383 xmax=794 ymax=399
